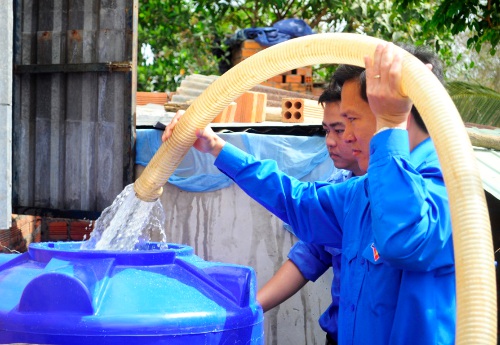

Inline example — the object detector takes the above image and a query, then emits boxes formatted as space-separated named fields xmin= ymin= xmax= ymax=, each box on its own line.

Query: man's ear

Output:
xmin=425 ymin=63 xmax=433 ymax=71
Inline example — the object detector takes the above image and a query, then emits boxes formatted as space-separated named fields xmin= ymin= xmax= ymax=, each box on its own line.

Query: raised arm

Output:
xmin=364 ymin=44 xmax=453 ymax=270
xmin=364 ymin=43 xmax=411 ymax=131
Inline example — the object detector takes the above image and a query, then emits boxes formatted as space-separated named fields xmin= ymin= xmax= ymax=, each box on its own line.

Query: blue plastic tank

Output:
xmin=0 ymin=242 xmax=264 ymax=344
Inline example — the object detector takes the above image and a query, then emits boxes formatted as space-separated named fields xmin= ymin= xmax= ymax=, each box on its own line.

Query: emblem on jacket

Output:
xmin=371 ymin=243 xmax=380 ymax=261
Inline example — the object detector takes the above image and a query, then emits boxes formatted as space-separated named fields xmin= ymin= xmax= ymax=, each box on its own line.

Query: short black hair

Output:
xmin=331 ymin=43 xmax=444 ymax=133
xmin=318 ymin=82 xmax=342 ymax=107
xmin=332 ymin=65 xmax=367 ymax=101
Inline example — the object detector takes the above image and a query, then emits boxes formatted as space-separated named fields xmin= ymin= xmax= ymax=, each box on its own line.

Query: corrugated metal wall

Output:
xmin=12 ymin=0 xmax=138 ymax=218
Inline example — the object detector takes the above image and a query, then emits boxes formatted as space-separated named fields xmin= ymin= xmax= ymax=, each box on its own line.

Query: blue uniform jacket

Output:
xmin=215 ymin=129 xmax=455 ymax=345
xmin=287 ymin=170 xmax=351 ymax=339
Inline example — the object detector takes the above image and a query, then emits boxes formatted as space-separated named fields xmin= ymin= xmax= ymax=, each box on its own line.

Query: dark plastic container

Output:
xmin=0 ymin=242 xmax=263 ymax=344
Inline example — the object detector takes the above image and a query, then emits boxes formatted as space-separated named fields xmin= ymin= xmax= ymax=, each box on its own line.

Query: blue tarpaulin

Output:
xmin=226 ymin=18 xmax=314 ymax=47
xmin=136 ymin=129 xmax=334 ymax=192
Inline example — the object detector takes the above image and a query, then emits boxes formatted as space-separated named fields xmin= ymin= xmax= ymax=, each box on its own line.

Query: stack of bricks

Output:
xmin=136 ymin=91 xmax=173 ymax=106
xmin=0 ymin=215 xmax=41 ymax=253
xmin=230 ymin=40 xmax=264 ymax=66
xmin=263 ymin=67 xmax=313 ymax=93
xmin=0 ymin=215 xmax=95 ymax=253
xmin=43 ymin=218 xmax=94 ymax=242
xmin=231 ymin=40 xmax=316 ymax=94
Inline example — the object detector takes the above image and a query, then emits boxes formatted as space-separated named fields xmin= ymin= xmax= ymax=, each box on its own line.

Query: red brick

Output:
xmin=233 ymin=92 xmax=267 ymax=123
xmin=290 ymin=84 xmax=308 ymax=92
xmin=296 ymin=67 xmax=313 ymax=76
xmin=281 ymin=98 xmax=304 ymax=123
xmin=285 ymin=75 xmax=303 ymax=84
xmin=48 ymin=221 xmax=69 ymax=241
xmin=242 ymin=40 xmax=263 ymax=49
xmin=0 ymin=229 xmax=11 ymax=252
xmin=69 ymin=220 xmax=94 ymax=241
xmin=0 ymin=215 xmax=39 ymax=253
xmin=212 ymin=102 xmax=237 ymax=123
xmin=136 ymin=92 xmax=168 ymax=106
xmin=267 ymin=75 xmax=284 ymax=83
xmin=240 ymin=48 xmax=260 ymax=58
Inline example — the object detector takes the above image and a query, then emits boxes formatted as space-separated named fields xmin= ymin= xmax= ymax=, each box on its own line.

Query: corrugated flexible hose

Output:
xmin=133 ymin=33 xmax=496 ymax=344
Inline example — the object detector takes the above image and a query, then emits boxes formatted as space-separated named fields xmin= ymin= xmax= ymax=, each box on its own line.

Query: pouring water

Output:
xmin=80 ymin=184 xmax=167 ymax=251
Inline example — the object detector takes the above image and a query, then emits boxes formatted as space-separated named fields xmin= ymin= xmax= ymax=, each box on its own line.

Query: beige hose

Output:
xmin=134 ymin=33 xmax=496 ymax=344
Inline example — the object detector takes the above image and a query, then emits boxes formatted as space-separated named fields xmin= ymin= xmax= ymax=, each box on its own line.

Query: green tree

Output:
xmin=447 ymin=81 xmax=500 ymax=127
xmin=138 ymin=0 xmax=497 ymax=92
xmin=398 ymin=0 xmax=499 ymax=55
xmin=138 ymin=0 xmax=232 ymax=91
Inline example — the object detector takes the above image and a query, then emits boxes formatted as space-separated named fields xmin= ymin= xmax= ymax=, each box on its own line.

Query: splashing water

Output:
xmin=80 ymin=184 xmax=167 ymax=251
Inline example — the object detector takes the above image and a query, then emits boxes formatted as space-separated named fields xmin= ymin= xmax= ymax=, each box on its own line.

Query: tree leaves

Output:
xmin=402 ymin=0 xmax=499 ymax=55
xmin=447 ymin=81 xmax=500 ymax=127
xmin=137 ymin=0 xmax=498 ymax=95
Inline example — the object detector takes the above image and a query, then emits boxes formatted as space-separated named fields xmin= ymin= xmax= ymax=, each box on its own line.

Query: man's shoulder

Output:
xmin=412 ymin=137 xmax=442 ymax=173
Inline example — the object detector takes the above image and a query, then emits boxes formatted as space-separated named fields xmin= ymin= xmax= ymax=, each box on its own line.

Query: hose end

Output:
xmin=133 ymin=183 xmax=163 ymax=202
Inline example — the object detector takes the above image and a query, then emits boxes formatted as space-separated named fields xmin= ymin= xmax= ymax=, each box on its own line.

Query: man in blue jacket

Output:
xmin=256 ymin=83 xmax=364 ymax=345
xmin=163 ymin=43 xmax=455 ymax=344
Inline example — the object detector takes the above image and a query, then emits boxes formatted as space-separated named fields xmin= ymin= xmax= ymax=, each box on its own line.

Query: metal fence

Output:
xmin=12 ymin=0 xmax=138 ymax=219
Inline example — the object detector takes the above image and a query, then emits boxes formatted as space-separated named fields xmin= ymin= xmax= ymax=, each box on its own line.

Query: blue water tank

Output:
xmin=0 ymin=242 xmax=264 ymax=344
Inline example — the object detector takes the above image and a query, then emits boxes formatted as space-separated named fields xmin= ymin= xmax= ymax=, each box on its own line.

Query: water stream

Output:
xmin=80 ymin=184 xmax=167 ymax=251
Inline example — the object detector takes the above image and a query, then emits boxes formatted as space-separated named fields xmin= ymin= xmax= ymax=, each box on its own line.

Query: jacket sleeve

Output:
xmin=215 ymin=143 xmax=345 ymax=247
xmin=368 ymin=129 xmax=453 ymax=271
xmin=288 ymin=241 xmax=332 ymax=281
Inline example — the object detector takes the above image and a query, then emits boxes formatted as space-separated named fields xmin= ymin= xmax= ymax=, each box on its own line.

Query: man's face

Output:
xmin=340 ymin=80 xmax=377 ymax=173
xmin=322 ymin=102 xmax=360 ymax=175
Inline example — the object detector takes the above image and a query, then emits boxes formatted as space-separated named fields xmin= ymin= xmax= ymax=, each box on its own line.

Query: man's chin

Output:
xmin=334 ymin=163 xmax=348 ymax=170
xmin=356 ymin=158 xmax=369 ymax=173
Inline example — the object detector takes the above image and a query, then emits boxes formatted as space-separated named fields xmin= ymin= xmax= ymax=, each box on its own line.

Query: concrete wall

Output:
xmin=148 ymin=171 xmax=332 ymax=345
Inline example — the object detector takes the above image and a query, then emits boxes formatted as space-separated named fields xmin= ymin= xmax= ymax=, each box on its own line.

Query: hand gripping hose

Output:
xmin=134 ymin=33 xmax=496 ymax=344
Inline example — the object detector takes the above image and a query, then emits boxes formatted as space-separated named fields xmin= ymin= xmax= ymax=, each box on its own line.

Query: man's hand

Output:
xmin=161 ymin=110 xmax=226 ymax=157
xmin=364 ymin=43 xmax=412 ymax=131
